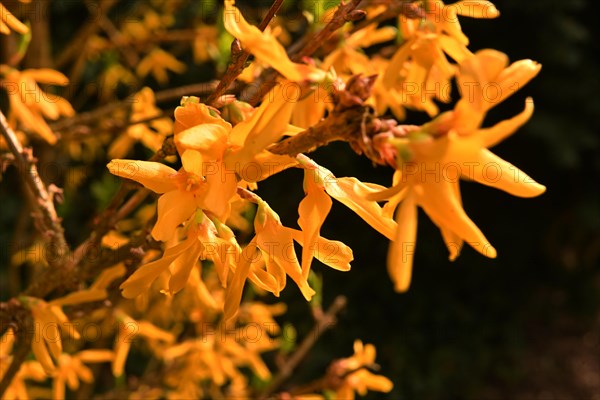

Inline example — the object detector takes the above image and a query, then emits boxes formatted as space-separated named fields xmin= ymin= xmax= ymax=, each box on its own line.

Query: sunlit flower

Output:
xmin=107 ymin=147 xmax=235 ymax=241
xmin=382 ymin=0 xmax=500 ymax=118
xmin=193 ymin=25 xmax=220 ymax=63
xmin=373 ymin=51 xmax=544 ymax=291
xmin=112 ymin=310 xmax=174 ymax=377
xmin=223 ymin=197 xmax=353 ymax=321
xmin=119 ymin=211 xmax=230 ymax=298
xmin=333 ymin=340 xmax=393 ymax=400
xmin=99 ymin=63 xmax=137 ymax=100
xmin=108 ymin=88 xmax=298 ymax=243
xmin=0 ymin=66 xmax=74 ymax=144
xmin=136 ymin=48 xmax=186 ymax=85
xmin=224 ymin=0 xmax=326 ymax=82
xmin=108 ymin=87 xmax=172 ymax=158
xmin=297 ymin=155 xmax=397 ymax=241
xmin=51 ymin=350 xmax=113 ymax=400
xmin=0 ymin=329 xmax=46 ymax=400
xmin=22 ymin=288 xmax=107 ymax=374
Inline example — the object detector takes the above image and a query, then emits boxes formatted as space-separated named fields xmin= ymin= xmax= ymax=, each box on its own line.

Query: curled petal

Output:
xmin=478 ymin=98 xmax=535 ymax=148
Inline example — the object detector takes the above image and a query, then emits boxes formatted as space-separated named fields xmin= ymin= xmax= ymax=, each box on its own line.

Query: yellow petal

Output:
xmin=175 ymin=124 xmax=229 ymax=159
xmin=136 ymin=321 xmax=175 ymax=343
xmin=31 ymin=327 xmax=55 ymax=374
xmin=290 ymin=230 xmax=353 ymax=272
xmin=465 ymin=148 xmax=546 ymax=198
xmin=224 ymin=0 xmax=324 ymax=82
xmin=151 ymin=191 xmax=196 ymax=241
xmin=173 ymin=101 xmax=231 ymax=135
xmin=112 ymin=340 xmax=131 ymax=377
xmin=168 ymin=240 xmax=203 ymax=295
xmin=387 ymin=192 xmax=417 ymax=292
xmin=22 ymin=69 xmax=69 ymax=86
xmin=181 ymin=149 xmax=203 ymax=176
xmin=326 ymin=177 xmax=398 ymax=241
xmin=490 ymin=59 xmax=541 ymax=109
xmin=119 ymin=240 xmax=189 ymax=298
xmin=454 ymin=1 xmax=500 ymax=18
xmin=229 ymin=83 xmax=296 ymax=162
xmin=298 ymin=177 xmax=333 ymax=278
xmin=76 ymin=350 xmax=114 ymax=363
xmin=248 ymin=264 xmax=279 ymax=293
xmin=91 ymin=264 xmax=127 ymax=290
xmin=224 ymin=239 xmax=256 ymax=321
xmin=9 ymin=97 xmax=57 ymax=144
xmin=107 ymin=160 xmax=177 ymax=193
xmin=0 ymin=3 xmax=29 ymax=34
xmin=417 ymin=180 xmax=497 ymax=258
xmin=478 ymin=98 xmax=534 ymax=148
xmin=48 ymin=289 xmax=107 ymax=307
xmin=32 ymin=308 xmax=62 ymax=360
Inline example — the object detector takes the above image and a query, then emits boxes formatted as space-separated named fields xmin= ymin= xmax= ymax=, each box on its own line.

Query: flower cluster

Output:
xmin=0 ymin=0 xmax=546 ymax=398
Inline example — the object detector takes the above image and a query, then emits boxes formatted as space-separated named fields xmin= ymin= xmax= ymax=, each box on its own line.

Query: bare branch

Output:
xmin=0 ymin=111 xmax=70 ymax=265
xmin=258 ymin=296 xmax=347 ymax=399
xmin=205 ymin=0 xmax=285 ymax=105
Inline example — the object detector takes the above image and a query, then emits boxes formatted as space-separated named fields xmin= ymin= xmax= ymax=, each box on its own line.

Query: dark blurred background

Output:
xmin=1 ymin=0 xmax=599 ymax=399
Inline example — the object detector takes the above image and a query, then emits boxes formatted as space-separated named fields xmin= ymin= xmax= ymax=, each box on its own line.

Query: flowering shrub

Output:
xmin=0 ymin=1 xmax=544 ymax=398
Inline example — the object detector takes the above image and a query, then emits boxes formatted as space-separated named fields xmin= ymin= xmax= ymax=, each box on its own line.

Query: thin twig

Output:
xmin=205 ymin=0 xmax=285 ymax=105
xmin=258 ymin=296 xmax=347 ymax=400
xmin=293 ymin=0 xmax=364 ymax=62
xmin=243 ymin=0 xmax=365 ymax=104
xmin=0 ymin=111 xmax=70 ymax=265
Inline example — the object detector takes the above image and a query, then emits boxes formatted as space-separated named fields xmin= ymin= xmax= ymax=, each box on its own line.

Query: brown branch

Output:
xmin=0 ymin=111 xmax=70 ymax=266
xmin=268 ymin=106 xmax=370 ymax=156
xmin=268 ymin=74 xmax=390 ymax=163
xmin=205 ymin=0 xmax=285 ymax=105
xmin=258 ymin=296 xmax=347 ymax=400
xmin=351 ymin=0 xmax=425 ymax=33
xmin=294 ymin=0 xmax=364 ymax=62
xmin=243 ymin=0 xmax=365 ymax=105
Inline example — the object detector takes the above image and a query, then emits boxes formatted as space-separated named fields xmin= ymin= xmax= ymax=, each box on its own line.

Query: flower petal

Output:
xmin=224 ymin=0 xmax=324 ymax=82
xmin=387 ymin=191 xmax=417 ymax=292
xmin=417 ymin=180 xmax=497 ymax=258
xmin=464 ymin=148 xmax=546 ymax=198
xmin=152 ymin=191 xmax=196 ymax=241
xmin=298 ymin=177 xmax=333 ymax=278
xmin=224 ymin=239 xmax=256 ymax=321
xmin=107 ymin=160 xmax=177 ymax=193
xmin=478 ymin=98 xmax=534 ymax=148
xmin=326 ymin=177 xmax=397 ymax=241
